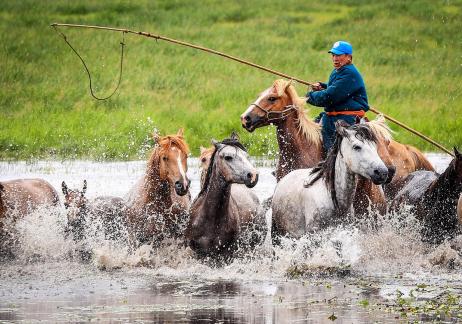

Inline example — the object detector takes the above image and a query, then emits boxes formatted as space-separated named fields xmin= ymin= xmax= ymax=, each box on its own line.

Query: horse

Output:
xmin=271 ymin=121 xmax=391 ymax=239
xmin=0 ymin=178 xmax=60 ymax=257
xmin=62 ymin=180 xmax=127 ymax=243
xmin=458 ymin=194 xmax=462 ymax=227
xmin=240 ymin=79 xmax=433 ymax=196
xmin=391 ymin=148 xmax=462 ymax=244
xmin=186 ymin=133 xmax=263 ymax=258
xmin=124 ymin=128 xmax=191 ymax=245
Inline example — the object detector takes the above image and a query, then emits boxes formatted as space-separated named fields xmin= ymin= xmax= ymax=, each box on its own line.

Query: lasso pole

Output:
xmin=51 ymin=23 xmax=454 ymax=157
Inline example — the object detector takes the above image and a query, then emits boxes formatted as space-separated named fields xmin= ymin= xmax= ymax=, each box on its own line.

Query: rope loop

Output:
xmin=52 ymin=25 xmax=125 ymax=101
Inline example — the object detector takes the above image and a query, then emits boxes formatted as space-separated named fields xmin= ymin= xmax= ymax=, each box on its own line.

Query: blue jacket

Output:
xmin=307 ymin=64 xmax=369 ymax=112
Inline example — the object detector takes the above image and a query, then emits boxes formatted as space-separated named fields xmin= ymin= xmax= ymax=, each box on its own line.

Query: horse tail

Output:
xmin=408 ymin=145 xmax=435 ymax=171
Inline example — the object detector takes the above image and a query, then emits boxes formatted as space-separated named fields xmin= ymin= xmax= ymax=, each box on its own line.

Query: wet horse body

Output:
xmin=0 ymin=178 xmax=60 ymax=256
xmin=124 ymin=129 xmax=191 ymax=245
xmin=271 ymin=123 xmax=391 ymax=239
xmin=392 ymin=149 xmax=462 ymax=244
xmin=187 ymin=136 xmax=261 ymax=257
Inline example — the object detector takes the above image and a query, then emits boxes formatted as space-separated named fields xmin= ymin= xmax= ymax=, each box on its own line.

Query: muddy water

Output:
xmin=1 ymin=154 xmax=462 ymax=323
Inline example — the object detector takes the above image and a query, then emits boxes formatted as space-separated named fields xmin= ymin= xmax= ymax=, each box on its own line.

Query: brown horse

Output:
xmin=240 ymin=79 xmax=432 ymax=196
xmin=125 ymin=129 xmax=191 ymax=245
xmin=0 ymin=178 xmax=60 ymax=256
xmin=199 ymin=146 xmax=215 ymax=188
xmin=62 ymin=180 xmax=127 ymax=243
xmin=392 ymin=148 xmax=462 ymax=244
xmin=186 ymin=134 xmax=262 ymax=258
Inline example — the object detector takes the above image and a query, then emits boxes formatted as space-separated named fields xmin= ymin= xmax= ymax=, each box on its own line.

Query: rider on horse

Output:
xmin=306 ymin=41 xmax=369 ymax=152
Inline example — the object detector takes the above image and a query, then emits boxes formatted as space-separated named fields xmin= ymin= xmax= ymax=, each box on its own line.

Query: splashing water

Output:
xmin=2 ymin=155 xmax=462 ymax=322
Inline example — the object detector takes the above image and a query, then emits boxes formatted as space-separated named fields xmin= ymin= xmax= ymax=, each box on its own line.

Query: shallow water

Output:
xmin=1 ymin=154 xmax=462 ymax=323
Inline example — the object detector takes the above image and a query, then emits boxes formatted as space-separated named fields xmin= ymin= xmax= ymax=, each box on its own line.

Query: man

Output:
xmin=306 ymin=41 xmax=369 ymax=152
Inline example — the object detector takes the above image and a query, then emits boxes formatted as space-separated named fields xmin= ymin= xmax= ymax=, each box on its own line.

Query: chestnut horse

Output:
xmin=272 ymin=122 xmax=391 ymax=239
xmin=391 ymin=148 xmax=462 ymax=244
xmin=0 ymin=178 xmax=60 ymax=256
xmin=61 ymin=180 xmax=127 ymax=243
xmin=240 ymin=79 xmax=433 ymax=197
xmin=186 ymin=134 xmax=262 ymax=258
xmin=125 ymin=129 xmax=191 ymax=245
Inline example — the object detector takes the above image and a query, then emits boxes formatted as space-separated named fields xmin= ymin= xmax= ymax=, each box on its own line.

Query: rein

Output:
xmin=250 ymin=103 xmax=297 ymax=123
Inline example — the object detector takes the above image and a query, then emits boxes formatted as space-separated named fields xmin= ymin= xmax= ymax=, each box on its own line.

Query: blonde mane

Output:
xmin=367 ymin=114 xmax=393 ymax=142
xmin=273 ymin=79 xmax=321 ymax=147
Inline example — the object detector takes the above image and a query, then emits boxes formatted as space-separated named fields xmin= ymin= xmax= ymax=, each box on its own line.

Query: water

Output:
xmin=1 ymin=154 xmax=462 ymax=323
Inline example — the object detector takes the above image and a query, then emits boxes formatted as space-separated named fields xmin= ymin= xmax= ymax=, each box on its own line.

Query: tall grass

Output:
xmin=1 ymin=0 xmax=461 ymax=160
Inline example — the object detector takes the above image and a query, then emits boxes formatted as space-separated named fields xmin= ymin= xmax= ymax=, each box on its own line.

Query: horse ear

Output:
xmin=335 ymin=120 xmax=349 ymax=137
xmin=230 ymin=131 xmax=240 ymax=141
xmin=177 ymin=128 xmax=184 ymax=137
xmin=152 ymin=130 xmax=160 ymax=145
xmin=200 ymin=146 xmax=207 ymax=155
xmin=62 ymin=181 xmax=68 ymax=195
xmin=82 ymin=180 xmax=87 ymax=195
xmin=454 ymin=147 xmax=461 ymax=158
xmin=359 ymin=118 xmax=367 ymax=124
xmin=211 ymin=139 xmax=219 ymax=147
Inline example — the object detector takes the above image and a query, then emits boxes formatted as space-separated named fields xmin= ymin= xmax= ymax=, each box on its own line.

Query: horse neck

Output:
xmin=200 ymin=165 xmax=232 ymax=221
xmin=334 ymin=154 xmax=357 ymax=211
xmin=426 ymin=163 xmax=462 ymax=203
xmin=144 ymin=157 xmax=173 ymax=212
xmin=276 ymin=113 xmax=322 ymax=180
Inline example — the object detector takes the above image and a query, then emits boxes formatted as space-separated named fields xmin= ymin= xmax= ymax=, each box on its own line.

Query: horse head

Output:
xmin=62 ymin=180 xmax=88 ymax=240
xmin=241 ymin=79 xmax=305 ymax=132
xmin=210 ymin=132 xmax=258 ymax=188
xmin=336 ymin=121 xmax=390 ymax=185
xmin=151 ymin=128 xmax=190 ymax=196
xmin=364 ymin=115 xmax=396 ymax=184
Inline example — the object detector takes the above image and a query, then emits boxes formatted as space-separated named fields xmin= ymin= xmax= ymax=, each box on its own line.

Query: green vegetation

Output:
xmin=1 ymin=0 xmax=461 ymax=160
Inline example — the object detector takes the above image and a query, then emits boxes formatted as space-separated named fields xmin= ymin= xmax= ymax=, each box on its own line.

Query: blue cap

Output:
xmin=328 ymin=41 xmax=353 ymax=55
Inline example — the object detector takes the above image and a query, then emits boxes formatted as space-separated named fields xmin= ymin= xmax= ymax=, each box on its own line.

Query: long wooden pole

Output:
xmin=51 ymin=23 xmax=454 ymax=156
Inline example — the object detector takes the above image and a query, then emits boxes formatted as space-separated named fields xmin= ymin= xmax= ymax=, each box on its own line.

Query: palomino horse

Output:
xmin=240 ymin=79 xmax=433 ymax=196
xmin=392 ymin=148 xmax=462 ymax=244
xmin=271 ymin=122 xmax=391 ymax=239
xmin=62 ymin=180 xmax=127 ymax=243
xmin=186 ymin=134 xmax=262 ymax=257
xmin=0 ymin=178 xmax=60 ymax=256
xmin=125 ymin=129 xmax=191 ymax=244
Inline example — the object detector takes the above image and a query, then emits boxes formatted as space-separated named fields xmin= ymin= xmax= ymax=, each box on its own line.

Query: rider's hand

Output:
xmin=310 ymin=82 xmax=323 ymax=92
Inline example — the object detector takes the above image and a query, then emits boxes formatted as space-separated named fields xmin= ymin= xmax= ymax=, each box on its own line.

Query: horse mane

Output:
xmin=426 ymin=154 xmax=462 ymax=200
xmin=198 ymin=136 xmax=247 ymax=197
xmin=307 ymin=123 xmax=378 ymax=209
xmin=366 ymin=115 xmax=393 ymax=143
xmin=273 ymin=79 xmax=322 ymax=147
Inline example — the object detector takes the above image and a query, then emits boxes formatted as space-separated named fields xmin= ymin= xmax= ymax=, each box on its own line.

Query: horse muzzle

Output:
xmin=370 ymin=167 xmax=389 ymax=185
xmin=245 ymin=171 xmax=259 ymax=188
xmin=385 ymin=166 xmax=396 ymax=184
xmin=240 ymin=113 xmax=264 ymax=132
xmin=175 ymin=178 xmax=190 ymax=196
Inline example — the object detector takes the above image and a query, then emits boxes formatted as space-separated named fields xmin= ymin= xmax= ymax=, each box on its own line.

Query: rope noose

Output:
xmin=52 ymin=25 xmax=125 ymax=100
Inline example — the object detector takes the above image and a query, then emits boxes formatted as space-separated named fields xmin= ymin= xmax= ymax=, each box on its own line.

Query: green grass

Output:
xmin=1 ymin=0 xmax=461 ymax=160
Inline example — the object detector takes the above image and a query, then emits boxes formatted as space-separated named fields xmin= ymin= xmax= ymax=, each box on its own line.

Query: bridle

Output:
xmin=249 ymin=103 xmax=297 ymax=123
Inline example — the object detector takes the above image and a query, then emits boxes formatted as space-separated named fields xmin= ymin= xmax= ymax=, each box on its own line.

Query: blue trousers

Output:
xmin=321 ymin=114 xmax=357 ymax=152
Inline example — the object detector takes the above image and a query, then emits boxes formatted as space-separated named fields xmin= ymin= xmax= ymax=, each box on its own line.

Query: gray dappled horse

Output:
xmin=272 ymin=121 xmax=391 ymax=239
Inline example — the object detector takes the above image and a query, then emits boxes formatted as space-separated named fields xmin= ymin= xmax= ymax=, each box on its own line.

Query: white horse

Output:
xmin=272 ymin=121 xmax=391 ymax=239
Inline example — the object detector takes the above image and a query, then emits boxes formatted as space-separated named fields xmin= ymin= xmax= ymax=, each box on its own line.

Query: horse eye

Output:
xmin=353 ymin=145 xmax=361 ymax=151
xmin=163 ymin=156 xmax=168 ymax=161
xmin=224 ymin=156 xmax=233 ymax=161
xmin=201 ymin=158 xmax=206 ymax=163
xmin=268 ymin=97 xmax=277 ymax=102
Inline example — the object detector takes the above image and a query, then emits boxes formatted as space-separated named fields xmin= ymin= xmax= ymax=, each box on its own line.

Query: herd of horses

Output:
xmin=1 ymin=79 xmax=461 ymax=261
